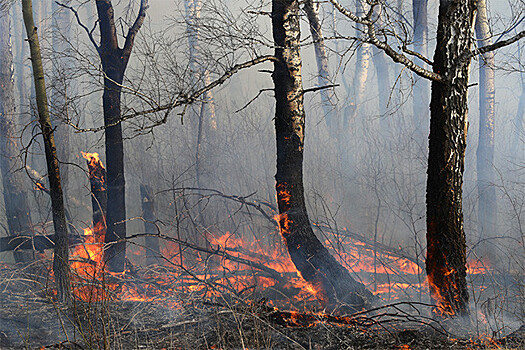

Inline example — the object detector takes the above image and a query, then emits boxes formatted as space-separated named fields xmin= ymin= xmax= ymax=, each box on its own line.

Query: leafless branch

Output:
xmin=122 ymin=0 xmax=149 ymax=61
xmin=56 ymin=1 xmax=99 ymax=52
xmin=66 ymin=55 xmax=277 ymax=133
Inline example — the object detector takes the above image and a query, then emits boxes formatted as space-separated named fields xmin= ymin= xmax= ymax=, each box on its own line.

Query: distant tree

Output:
xmin=0 ymin=6 xmax=34 ymax=263
xmin=50 ymin=0 xmax=72 ymax=190
xmin=303 ymin=0 xmax=337 ymax=132
xmin=475 ymin=0 xmax=497 ymax=251
xmin=412 ymin=0 xmax=429 ymax=137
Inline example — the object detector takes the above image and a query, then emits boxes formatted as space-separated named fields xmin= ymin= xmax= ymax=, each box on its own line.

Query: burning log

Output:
xmin=128 ymin=232 xmax=288 ymax=285
xmin=140 ymin=184 xmax=161 ymax=265
xmin=312 ymin=224 xmax=425 ymax=271
xmin=81 ymin=152 xmax=107 ymax=234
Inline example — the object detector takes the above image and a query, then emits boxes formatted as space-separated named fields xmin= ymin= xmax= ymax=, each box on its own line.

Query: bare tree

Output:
xmin=0 ymin=6 xmax=34 ymax=263
xmin=412 ymin=0 xmax=429 ymax=136
xmin=82 ymin=0 xmax=149 ymax=272
xmin=185 ymin=0 xmax=217 ymax=193
xmin=272 ymin=0 xmax=374 ymax=311
xmin=50 ymin=0 xmax=72 ymax=190
xmin=303 ymin=0 xmax=337 ymax=132
xmin=475 ymin=0 xmax=497 ymax=258
xmin=22 ymin=0 xmax=70 ymax=302
xmin=329 ymin=0 xmax=525 ymax=317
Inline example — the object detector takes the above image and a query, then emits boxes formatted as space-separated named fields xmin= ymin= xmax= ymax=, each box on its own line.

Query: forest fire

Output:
xmin=1 ymin=0 xmax=523 ymax=346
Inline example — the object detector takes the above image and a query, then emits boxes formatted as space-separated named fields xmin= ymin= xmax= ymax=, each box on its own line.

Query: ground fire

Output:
xmin=1 ymin=0 xmax=525 ymax=347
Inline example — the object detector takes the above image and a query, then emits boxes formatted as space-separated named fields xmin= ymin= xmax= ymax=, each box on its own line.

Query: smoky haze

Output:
xmin=0 ymin=0 xmax=524 ymax=344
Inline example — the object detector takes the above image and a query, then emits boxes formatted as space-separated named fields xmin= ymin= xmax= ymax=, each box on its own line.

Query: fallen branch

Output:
xmin=0 ymin=234 xmax=84 ymax=253
xmin=126 ymin=233 xmax=287 ymax=284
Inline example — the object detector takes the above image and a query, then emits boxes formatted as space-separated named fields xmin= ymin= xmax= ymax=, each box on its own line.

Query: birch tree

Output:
xmin=475 ymin=0 xmax=497 ymax=256
xmin=329 ymin=0 xmax=525 ymax=317
xmin=272 ymin=0 xmax=374 ymax=311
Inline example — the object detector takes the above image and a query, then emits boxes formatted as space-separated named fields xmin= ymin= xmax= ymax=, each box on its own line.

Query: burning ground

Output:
xmin=0 ymin=156 xmax=523 ymax=349
xmin=0 ymin=193 xmax=524 ymax=349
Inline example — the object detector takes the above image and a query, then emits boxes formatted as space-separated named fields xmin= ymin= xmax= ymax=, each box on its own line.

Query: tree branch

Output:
xmin=329 ymin=0 xmax=443 ymax=82
xmin=122 ymin=0 xmax=149 ymax=62
xmin=66 ymin=55 xmax=277 ymax=132
xmin=459 ymin=29 xmax=525 ymax=64
xmin=56 ymin=2 xmax=99 ymax=52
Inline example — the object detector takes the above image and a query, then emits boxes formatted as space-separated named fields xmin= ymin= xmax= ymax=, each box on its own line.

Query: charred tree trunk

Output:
xmin=426 ymin=0 xmax=476 ymax=318
xmin=0 ymin=9 xmax=34 ymax=263
xmin=83 ymin=153 xmax=107 ymax=242
xmin=304 ymin=0 xmax=337 ymax=132
xmin=22 ymin=0 xmax=71 ymax=302
xmin=412 ymin=0 xmax=430 ymax=137
xmin=272 ymin=0 xmax=374 ymax=312
xmin=94 ymin=0 xmax=148 ymax=272
xmin=475 ymin=0 xmax=497 ymax=255
xmin=140 ymin=184 xmax=161 ymax=265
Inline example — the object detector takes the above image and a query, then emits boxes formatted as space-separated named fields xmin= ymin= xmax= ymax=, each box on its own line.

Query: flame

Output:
xmin=34 ymin=182 xmax=47 ymax=192
xmin=466 ymin=259 xmax=490 ymax=275
xmin=81 ymin=152 xmax=105 ymax=169
xmin=70 ymin=222 xmax=107 ymax=300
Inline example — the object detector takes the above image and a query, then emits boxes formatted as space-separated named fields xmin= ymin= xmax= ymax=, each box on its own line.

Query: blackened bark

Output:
xmin=426 ymin=0 xmax=476 ymax=317
xmin=475 ymin=0 xmax=497 ymax=247
xmin=22 ymin=0 xmax=71 ymax=302
xmin=272 ymin=0 xmax=374 ymax=312
xmin=84 ymin=153 xmax=107 ymax=240
xmin=95 ymin=0 xmax=148 ymax=272
xmin=0 ymin=10 xmax=34 ymax=263
xmin=140 ymin=184 xmax=161 ymax=265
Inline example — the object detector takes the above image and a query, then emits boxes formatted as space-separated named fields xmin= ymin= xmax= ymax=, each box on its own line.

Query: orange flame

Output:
xmin=81 ymin=152 xmax=105 ymax=169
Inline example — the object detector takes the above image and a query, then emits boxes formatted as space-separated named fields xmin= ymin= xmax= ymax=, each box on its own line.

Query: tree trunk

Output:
xmin=95 ymin=0 xmax=148 ymax=272
xmin=412 ymin=0 xmax=430 ymax=137
xmin=272 ymin=0 xmax=374 ymax=312
xmin=140 ymin=184 xmax=161 ymax=265
xmin=101 ymin=76 xmax=126 ymax=272
xmin=346 ymin=0 xmax=371 ymax=126
xmin=0 ymin=9 xmax=34 ymax=263
xmin=303 ymin=0 xmax=337 ymax=132
xmin=83 ymin=152 xmax=107 ymax=242
xmin=51 ymin=0 xmax=72 ymax=190
xmin=475 ymin=0 xmax=497 ymax=256
xmin=185 ymin=0 xmax=217 ymax=187
xmin=22 ymin=0 xmax=71 ymax=302
xmin=372 ymin=46 xmax=391 ymax=119
xmin=513 ymin=74 xmax=525 ymax=156
xmin=426 ymin=0 xmax=476 ymax=318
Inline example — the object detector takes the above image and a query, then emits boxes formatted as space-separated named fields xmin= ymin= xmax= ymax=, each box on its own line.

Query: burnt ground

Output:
xmin=1 ymin=293 xmax=524 ymax=349
xmin=0 ymin=264 xmax=523 ymax=350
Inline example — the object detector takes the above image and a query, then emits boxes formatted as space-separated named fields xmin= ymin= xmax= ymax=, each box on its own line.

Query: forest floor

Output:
xmin=0 ymin=264 xmax=523 ymax=349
